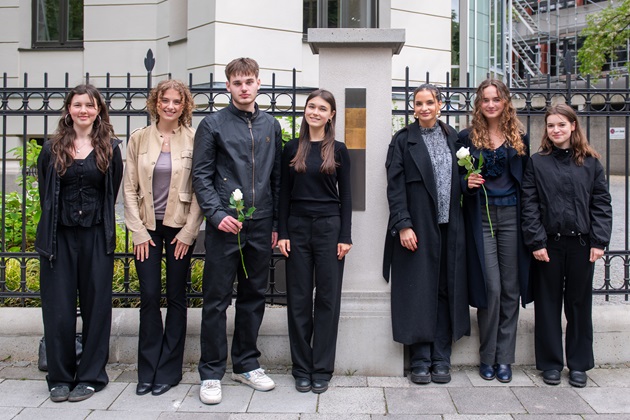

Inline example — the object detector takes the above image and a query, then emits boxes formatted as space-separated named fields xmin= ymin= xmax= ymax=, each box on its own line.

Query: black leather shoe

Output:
xmin=431 ymin=365 xmax=451 ymax=384
xmin=569 ymin=370 xmax=587 ymax=388
xmin=136 ymin=382 xmax=153 ymax=396
xmin=479 ymin=363 xmax=495 ymax=380
xmin=151 ymin=384 xmax=172 ymax=396
xmin=410 ymin=366 xmax=431 ymax=384
xmin=295 ymin=377 xmax=312 ymax=393
xmin=311 ymin=379 xmax=329 ymax=394
xmin=542 ymin=369 xmax=561 ymax=385
xmin=495 ymin=364 xmax=512 ymax=383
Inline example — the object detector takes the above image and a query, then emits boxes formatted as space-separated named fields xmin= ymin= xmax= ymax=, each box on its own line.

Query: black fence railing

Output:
xmin=1 ymin=65 xmax=629 ymax=306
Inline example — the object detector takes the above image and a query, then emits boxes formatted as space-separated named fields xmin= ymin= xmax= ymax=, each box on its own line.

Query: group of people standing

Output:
xmin=34 ymin=56 xmax=612 ymax=406
xmin=384 ymin=80 xmax=613 ymax=389
xmin=35 ymin=57 xmax=351 ymax=404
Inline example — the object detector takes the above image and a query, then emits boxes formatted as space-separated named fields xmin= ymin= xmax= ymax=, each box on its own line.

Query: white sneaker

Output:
xmin=231 ymin=368 xmax=275 ymax=391
xmin=199 ymin=380 xmax=222 ymax=405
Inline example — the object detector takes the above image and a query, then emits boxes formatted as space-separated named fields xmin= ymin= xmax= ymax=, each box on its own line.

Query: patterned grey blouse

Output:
xmin=420 ymin=123 xmax=452 ymax=224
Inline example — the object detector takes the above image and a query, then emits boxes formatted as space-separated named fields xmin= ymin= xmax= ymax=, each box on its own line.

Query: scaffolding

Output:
xmin=508 ymin=0 xmax=611 ymax=87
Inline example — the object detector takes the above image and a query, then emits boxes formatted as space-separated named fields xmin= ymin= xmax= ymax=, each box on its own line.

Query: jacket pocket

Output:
xmin=175 ymin=192 xmax=192 ymax=224
xmin=138 ymin=194 xmax=147 ymax=223
xmin=181 ymin=149 xmax=193 ymax=169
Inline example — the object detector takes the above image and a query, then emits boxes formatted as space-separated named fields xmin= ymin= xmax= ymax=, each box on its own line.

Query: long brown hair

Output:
xmin=291 ymin=89 xmax=338 ymax=174
xmin=51 ymin=84 xmax=114 ymax=175
xmin=470 ymin=79 xmax=526 ymax=156
xmin=540 ymin=104 xmax=599 ymax=165
xmin=146 ymin=79 xmax=194 ymax=126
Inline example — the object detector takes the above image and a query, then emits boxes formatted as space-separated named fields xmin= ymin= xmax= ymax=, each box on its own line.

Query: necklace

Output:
xmin=74 ymin=140 xmax=91 ymax=154
xmin=159 ymin=130 xmax=174 ymax=146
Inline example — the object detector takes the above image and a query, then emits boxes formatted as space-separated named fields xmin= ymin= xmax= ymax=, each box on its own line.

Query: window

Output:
xmin=32 ymin=0 xmax=83 ymax=48
xmin=303 ymin=0 xmax=378 ymax=35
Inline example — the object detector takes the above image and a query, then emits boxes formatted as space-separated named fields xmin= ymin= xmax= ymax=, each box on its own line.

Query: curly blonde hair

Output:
xmin=146 ymin=79 xmax=194 ymax=126
xmin=470 ymin=79 xmax=526 ymax=156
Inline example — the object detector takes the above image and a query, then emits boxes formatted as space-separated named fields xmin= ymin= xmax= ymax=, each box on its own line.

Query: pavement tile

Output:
xmin=384 ymin=387 xmax=456 ymax=415
xmin=177 ymin=384 xmax=252 ymax=413
xmin=577 ymin=387 xmax=630 ymax=414
xmin=181 ymin=371 xmax=199 ymax=384
xmin=0 ymin=366 xmax=47 ymax=380
xmin=114 ymin=370 xmax=138 ymax=383
xmin=582 ymin=416 xmax=630 ymax=420
xmin=465 ymin=367 xmax=535 ymax=387
xmin=443 ymin=416 xmax=513 ymax=420
xmin=40 ymin=382 xmax=127 ymax=410
xmin=372 ymin=415 xmax=440 ymax=420
xmin=0 ymin=379 xmax=50 ymax=407
xmin=13 ymin=407 xmax=91 ymax=419
xmin=0 ymin=407 xmax=21 ymax=420
xmin=89 ymin=410 xmax=161 ymax=419
xmin=367 ymin=376 xmax=410 ymax=388
xmin=512 ymin=415 xmax=583 ymax=419
xmin=157 ymin=413 xmax=229 ymax=420
xmin=587 ymin=368 xmax=630 ymax=388
xmin=107 ymin=382 xmax=191 ymax=412
xmin=246 ymin=386 xmax=317 ymax=413
xmin=265 ymin=373 xmax=294 ymax=388
xmin=513 ymin=388 xmax=595 ymax=414
xmin=303 ymin=414 xmax=371 ymax=420
xmin=229 ymin=414 xmax=299 ymax=420
xmin=107 ymin=368 xmax=124 ymax=382
xmin=330 ymin=376 xmax=368 ymax=387
xmin=449 ymin=387 xmax=526 ymax=414
xmin=317 ymin=387 xmax=386 ymax=415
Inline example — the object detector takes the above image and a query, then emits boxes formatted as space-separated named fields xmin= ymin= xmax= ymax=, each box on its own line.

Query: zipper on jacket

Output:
xmin=247 ymin=117 xmax=256 ymax=214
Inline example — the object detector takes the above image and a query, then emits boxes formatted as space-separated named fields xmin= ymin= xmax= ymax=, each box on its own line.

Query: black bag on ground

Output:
xmin=37 ymin=334 xmax=83 ymax=372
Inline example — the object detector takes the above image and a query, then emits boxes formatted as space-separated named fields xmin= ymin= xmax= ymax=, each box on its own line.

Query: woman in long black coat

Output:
xmin=383 ymin=84 xmax=470 ymax=385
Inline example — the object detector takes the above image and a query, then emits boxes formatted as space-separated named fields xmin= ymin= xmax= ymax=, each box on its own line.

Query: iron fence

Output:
xmin=1 ymin=64 xmax=629 ymax=306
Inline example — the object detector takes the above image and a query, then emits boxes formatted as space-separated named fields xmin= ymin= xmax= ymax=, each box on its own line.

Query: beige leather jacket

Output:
xmin=123 ymin=123 xmax=203 ymax=246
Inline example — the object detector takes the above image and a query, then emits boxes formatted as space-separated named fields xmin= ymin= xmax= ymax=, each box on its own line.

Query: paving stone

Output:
xmin=0 ymin=407 xmax=21 ymax=420
xmin=302 ymin=414 xmax=371 ymax=420
xmin=384 ymin=387 xmax=456 ymax=415
xmin=177 ymin=384 xmax=252 ymax=413
xmin=229 ymin=414 xmax=299 ymax=420
xmin=372 ymin=415 xmax=441 ymax=420
xmin=0 ymin=366 xmax=47 ymax=380
xmin=366 ymin=376 xmax=410 ymax=388
xmin=181 ymin=371 xmax=199 ymax=384
xmin=330 ymin=375 xmax=368 ymax=387
xmin=449 ymin=387 xmax=526 ymax=414
xmin=512 ymin=388 xmax=595 ymax=414
xmin=582 ymin=415 xmax=630 ymax=420
xmin=443 ymin=416 xmax=513 ymax=420
xmin=108 ymin=382 xmax=191 ymax=412
xmin=89 ymin=411 xmax=161 ymax=420
xmin=577 ymin=387 xmax=630 ymax=414
xmin=13 ymin=407 xmax=91 ymax=419
xmin=317 ymin=387 xmax=386 ymax=415
xmin=512 ymin=415 xmax=583 ymax=419
xmin=587 ymin=368 xmax=630 ymax=388
xmin=114 ymin=370 xmax=138 ymax=383
xmin=265 ymin=373 xmax=294 ymax=388
xmin=247 ymin=386 xmax=317 ymax=413
xmin=0 ymin=379 xmax=51 ymax=407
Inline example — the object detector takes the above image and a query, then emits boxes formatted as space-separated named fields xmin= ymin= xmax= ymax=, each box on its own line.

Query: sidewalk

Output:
xmin=1 ymin=363 xmax=629 ymax=419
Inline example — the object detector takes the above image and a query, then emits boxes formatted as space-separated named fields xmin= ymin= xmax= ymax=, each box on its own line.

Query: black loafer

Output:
xmin=569 ymin=370 xmax=587 ymax=388
xmin=136 ymin=382 xmax=153 ymax=396
xmin=311 ymin=379 xmax=329 ymax=394
xmin=151 ymin=384 xmax=172 ymax=396
xmin=495 ymin=364 xmax=512 ymax=383
xmin=295 ymin=377 xmax=312 ymax=393
xmin=479 ymin=363 xmax=496 ymax=380
xmin=410 ymin=366 xmax=431 ymax=384
xmin=542 ymin=369 xmax=561 ymax=385
xmin=431 ymin=365 xmax=451 ymax=384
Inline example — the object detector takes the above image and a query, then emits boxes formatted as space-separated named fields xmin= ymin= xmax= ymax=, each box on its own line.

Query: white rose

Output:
xmin=456 ymin=147 xmax=470 ymax=160
xmin=232 ymin=189 xmax=243 ymax=202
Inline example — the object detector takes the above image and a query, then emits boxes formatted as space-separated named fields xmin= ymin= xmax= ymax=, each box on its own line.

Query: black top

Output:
xmin=278 ymin=139 xmax=352 ymax=244
xmin=59 ymin=151 xmax=105 ymax=227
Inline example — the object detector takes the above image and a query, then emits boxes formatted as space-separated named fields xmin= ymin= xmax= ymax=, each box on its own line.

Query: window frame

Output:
xmin=304 ymin=0 xmax=379 ymax=37
xmin=31 ymin=0 xmax=84 ymax=49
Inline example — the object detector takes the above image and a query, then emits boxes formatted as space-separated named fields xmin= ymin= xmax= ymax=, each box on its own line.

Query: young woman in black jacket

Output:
xmin=521 ymin=104 xmax=612 ymax=388
xmin=36 ymin=84 xmax=123 ymax=403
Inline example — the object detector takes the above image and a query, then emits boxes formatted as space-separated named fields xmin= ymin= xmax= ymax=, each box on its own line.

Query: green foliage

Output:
xmin=276 ymin=115 xmax=302 ymax=146
xmin=0 ymin=139 xmax=42 ymax=252
xmin=578 ymin=0 xmax=630 ymax=77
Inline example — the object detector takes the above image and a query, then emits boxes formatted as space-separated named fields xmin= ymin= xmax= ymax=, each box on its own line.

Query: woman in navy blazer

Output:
xmin=459 ymin=79 xmax=530 ymax=383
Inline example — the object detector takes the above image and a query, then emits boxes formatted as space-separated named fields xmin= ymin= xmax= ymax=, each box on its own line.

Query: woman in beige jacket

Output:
xmin=123 ymin=80 xmax=203 ymax=396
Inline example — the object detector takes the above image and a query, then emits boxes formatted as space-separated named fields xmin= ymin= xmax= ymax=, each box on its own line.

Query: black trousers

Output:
xmin=198 ymin=217 xmax=272 ymax=380
xmin=409 ymin=223 xmax=452 ymax=369
xmin=286 ymin=215 xmax=344 ymax=381
xmin=135 ymin=220 xmax=193 ymax=385
xmin=40 ymin=224 xmax=112 ymax=391
xmin=534 ymin=234 xmax=595 ymax=372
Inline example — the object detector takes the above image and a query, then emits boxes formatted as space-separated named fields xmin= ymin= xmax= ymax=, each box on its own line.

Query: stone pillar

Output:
xmin=308 ymin=28 xmax=405 ymax=376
